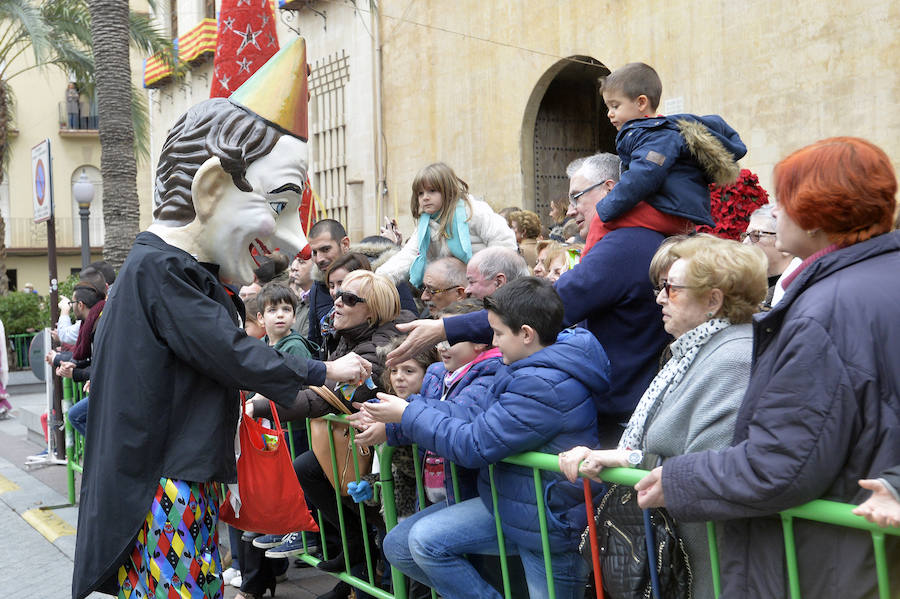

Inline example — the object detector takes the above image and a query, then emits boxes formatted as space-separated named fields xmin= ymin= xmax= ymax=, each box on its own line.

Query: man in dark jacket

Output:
xmin=387 ymin=155 xmax=669 ymax=446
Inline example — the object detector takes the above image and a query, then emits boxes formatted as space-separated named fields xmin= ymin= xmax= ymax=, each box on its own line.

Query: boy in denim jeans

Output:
xmin=361 ymin=277 xmax=610 ymax=599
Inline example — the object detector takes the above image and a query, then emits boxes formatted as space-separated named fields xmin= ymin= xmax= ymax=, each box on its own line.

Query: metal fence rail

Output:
xmin=63 ymin=411 xmax=899 ymax=599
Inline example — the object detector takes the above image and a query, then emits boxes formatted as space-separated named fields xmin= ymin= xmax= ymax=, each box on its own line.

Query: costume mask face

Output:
xmin=193 ymin=135 xmax=309 ymax=284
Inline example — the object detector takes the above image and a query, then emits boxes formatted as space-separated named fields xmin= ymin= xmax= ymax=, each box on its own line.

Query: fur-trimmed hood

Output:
xmin=674 ymin=115 xmax=744 ymax=185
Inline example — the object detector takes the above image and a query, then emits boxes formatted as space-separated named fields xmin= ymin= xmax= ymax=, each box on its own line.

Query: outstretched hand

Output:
xmin=853 ymin=479 xmax=900 ymax=527
xmin=358 ymin=392 xmax=409 ymax=424
xmin=386 ymin=319 xmax=447 ymax=366
xmin=325 ymin=352 xmax=372 ymax=384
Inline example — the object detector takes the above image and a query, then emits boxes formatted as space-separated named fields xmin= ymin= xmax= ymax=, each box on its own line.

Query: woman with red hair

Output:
xmin=633 ymin=137 xmax=900 ymax=598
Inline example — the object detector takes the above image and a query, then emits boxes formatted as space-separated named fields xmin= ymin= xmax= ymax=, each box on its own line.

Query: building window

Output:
xmin=204 ymin=0 xmax=215 ymax=20
xmin=308 ymin=50 xmax=350 ymax=229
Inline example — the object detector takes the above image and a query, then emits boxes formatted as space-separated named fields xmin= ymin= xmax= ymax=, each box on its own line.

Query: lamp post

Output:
xmin=72 ymin=170 xmax=95 ymax=269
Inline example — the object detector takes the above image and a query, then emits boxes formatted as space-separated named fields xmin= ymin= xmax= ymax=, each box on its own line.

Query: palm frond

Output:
xmin=0 ymin=0 xmax=51 ymax=71
xmin=131 ymin=84 xmax=150 ymax=164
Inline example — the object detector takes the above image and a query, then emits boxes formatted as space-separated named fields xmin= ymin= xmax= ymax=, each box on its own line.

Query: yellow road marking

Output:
xmin=0 ymin=474 xmax=19 ymax=494
xmin=22 ymin=507 xmax=75 ymax=543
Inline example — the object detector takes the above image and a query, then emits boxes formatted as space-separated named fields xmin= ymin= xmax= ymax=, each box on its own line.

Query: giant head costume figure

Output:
xmin=148 ymin=38 xmax=310 ymax=285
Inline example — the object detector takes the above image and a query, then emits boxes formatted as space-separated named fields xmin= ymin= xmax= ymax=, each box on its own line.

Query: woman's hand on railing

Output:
xmin=852 ymin=479 xmax=900 ymax=528
xmin=636 ymin=466 xmax=666 ymax=509
xmin=558 ymin=446 xmax=593 ymax=482
xmin=558 ymin=447 xmax=631 ymax=482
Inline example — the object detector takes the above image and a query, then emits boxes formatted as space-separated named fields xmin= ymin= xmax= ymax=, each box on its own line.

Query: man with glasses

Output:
xmin=464 ymin=247 xmax=530 ymax=299
xmin=742 ymin=204 xmax=798 ymax=309
xmin=421 ymin=257 xmax=468 ymax=317
xmin=388 ymin=153 xmax=670 ymax=447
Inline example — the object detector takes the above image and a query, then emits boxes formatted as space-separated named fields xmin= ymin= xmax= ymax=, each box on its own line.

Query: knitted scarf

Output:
xmin=618 ymin=318 xmax=731 ymax=451
xmin=408 ymin=199 xmax=472 ymax=287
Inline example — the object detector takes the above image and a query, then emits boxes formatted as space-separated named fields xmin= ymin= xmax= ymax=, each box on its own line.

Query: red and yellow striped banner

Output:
xmin=178 ymin=18 xmax=217 ymax=63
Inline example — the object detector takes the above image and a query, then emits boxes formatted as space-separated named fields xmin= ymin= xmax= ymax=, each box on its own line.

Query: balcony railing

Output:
xmin=58 ymin=101 xmax=99 ymax=131
xmin=5 ymin=216 xmax=104 ymax=248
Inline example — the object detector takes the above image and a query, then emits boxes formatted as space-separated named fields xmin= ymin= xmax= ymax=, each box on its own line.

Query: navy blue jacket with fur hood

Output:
xmin=597 ymin=114 xmax=746 ymax=226
xmin=399 ymin=327 xmax=611 ymax=552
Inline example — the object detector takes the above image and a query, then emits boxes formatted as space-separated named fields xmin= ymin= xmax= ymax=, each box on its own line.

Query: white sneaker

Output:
xmin=222 ymin=567 xmax=240 ymax=586
xmin=230 ymin=573 xmax=243 ymax=588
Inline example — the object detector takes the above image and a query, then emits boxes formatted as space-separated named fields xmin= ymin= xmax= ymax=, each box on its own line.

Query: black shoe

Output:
xmin=315 ymin=551 xmax=346 ymax=573
xmin=315 ymin=580 xmax=351 ymax=599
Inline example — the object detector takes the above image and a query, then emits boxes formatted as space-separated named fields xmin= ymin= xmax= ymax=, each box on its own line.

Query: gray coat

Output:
xmin=662 ymin=232 xmax=900 ymax=598
xmin=641 ymin=323 xmax=752 ymax=599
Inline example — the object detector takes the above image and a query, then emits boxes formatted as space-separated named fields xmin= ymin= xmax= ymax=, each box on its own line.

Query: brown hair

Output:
xmin=507 ymin=209 xmax=541 ymax=239
xmin=601 ymin=62 xmax=663 ymax=112
xmin=325 ymin=252 xmax=372 ymax=287
xmin=378 ymin=336 xmax=439 ymax=392
xmin=410 ymin=163 xmax=472 ymax=238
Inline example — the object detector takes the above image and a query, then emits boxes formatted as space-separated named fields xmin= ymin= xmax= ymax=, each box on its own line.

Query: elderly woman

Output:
xmin=633 ymin=137 xmax=900 ymax=598
xmin=249 ymin=270 xmax=415 ymax=590
xmin=560 ymin=234 xmax=767 ymax=599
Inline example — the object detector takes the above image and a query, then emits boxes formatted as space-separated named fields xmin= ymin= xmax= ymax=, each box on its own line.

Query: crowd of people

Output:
xmin=68 ymin=59 xmax=899 ymax=599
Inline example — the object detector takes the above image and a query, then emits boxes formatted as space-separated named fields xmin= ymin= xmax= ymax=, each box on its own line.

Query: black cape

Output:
xmin=72 ymin=232 xmax=326 ymax=598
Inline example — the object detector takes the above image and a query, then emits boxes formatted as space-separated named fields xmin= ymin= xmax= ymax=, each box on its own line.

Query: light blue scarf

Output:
xmin=408 ymin=199 xmax=472 ymax=287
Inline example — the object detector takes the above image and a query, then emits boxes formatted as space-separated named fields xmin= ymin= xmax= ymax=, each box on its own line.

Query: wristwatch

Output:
xmin=626 ymin=450 xmax=644 ymax=466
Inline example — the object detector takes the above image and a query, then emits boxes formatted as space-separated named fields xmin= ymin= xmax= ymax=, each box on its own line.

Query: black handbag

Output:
xmin=579 ymin=483 xmax=693 ymax=599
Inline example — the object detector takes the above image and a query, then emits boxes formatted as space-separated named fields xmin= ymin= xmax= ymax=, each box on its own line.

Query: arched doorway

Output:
xmin=520 ymin=56 xmax=617 ymax=224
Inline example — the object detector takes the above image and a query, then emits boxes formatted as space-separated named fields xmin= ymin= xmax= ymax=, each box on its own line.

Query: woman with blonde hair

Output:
xmin=560 ymin=234 xmax=767 ymax=598
xmin=632 ymin=137 xmax=900 ymax=598
xmin=248 ymin=270 xmax=415 ymax=585
xmin=376 ymin=163 xmax=516 ymax=286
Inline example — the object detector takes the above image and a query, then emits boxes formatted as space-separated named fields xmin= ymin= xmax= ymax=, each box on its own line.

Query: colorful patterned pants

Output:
xmin=117 ymin=478 xmax=223 ymax=599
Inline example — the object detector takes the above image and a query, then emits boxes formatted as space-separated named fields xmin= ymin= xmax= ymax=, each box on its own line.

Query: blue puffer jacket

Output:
xmin=400 ymin=328 xmax=610 ymax=552
xmin=387 ymin=353 xmax=504 ymax=503
xmin=597 ymin=114 xmax=746 ymax=226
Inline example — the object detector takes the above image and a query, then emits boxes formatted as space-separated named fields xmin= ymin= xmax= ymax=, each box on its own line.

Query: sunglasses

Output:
xmin=336 ymin=290 xmax=367 ymax=307
xmin=653 ymin=279 xmax=699 ymax=298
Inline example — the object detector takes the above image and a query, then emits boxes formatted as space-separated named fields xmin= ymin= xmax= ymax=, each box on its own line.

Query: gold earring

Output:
xmin=806 ymin=229 xmax=817 ymax=238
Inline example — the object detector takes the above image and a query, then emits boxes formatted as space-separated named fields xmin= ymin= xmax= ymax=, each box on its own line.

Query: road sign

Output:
xmin=32 ymin=139 xmax=52 ymax=224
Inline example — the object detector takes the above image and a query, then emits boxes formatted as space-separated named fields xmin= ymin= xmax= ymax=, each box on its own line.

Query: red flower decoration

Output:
xmin=697 ymin=169 xmax=770 ymax=240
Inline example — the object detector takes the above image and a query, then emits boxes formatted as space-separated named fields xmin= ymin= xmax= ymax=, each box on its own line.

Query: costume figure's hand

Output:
xmin=386 ymin=319 xmax=447 ymax=366
xmin=326 ymin=352 xmax=372 ymax=384
xmin=361 ymin=392 xmax=408 ymax=423
xmin=354 ymin=421 xmax=387 ymax=446
xmin=853 ymin=479 xmax=900 ymax=527
xmin=636 ymin=466 xmax=666 ymax=509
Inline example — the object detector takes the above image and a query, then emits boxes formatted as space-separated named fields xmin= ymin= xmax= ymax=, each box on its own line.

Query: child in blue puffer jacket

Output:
xmin=359 ymin=278 xmax=610 ymax=599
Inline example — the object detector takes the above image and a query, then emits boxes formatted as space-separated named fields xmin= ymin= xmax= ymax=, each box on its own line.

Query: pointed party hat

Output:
xmin=229 ymin=36 xmax=309 ymax=141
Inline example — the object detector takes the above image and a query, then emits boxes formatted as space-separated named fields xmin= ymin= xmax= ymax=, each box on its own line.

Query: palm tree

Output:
xmin=0 ymin=0 xmax=172 ymax=288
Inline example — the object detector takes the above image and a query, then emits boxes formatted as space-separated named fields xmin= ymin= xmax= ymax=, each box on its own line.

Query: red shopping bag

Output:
xmin=219 ymin=396 xmax=319 ymax=535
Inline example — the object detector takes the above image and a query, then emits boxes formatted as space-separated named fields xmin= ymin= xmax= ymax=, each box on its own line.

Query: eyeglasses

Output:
xmin=739 ymin=230 xmax=776 ymax=243
xmin=653 ymin=279 xmax=700 ymax=298
xmin=336 ymin=290 xmax=366 ymax=307
xmin=568 ymin=182 xmax=604 ymax=206
xmin=422 ymin=285 xmax=461 ymax=296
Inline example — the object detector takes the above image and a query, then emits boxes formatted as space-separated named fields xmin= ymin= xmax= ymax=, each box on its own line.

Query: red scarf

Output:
xmin=780 ymin=244 xmax=841 ymax=291
xmin=583 ymin=202 xmax=694 ymax=254
xmin=73 ymin=300 xmax=105 ymax=360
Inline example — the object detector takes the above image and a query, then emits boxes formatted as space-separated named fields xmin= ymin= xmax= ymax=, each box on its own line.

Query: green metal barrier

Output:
xmin=9 ymin=332 xmax=37 ymax=371
xmin=60 ymin=408 xmax=899 ymax=598
xmin=294 ymin=420 xmax=899 ymax=599
xmin=63 ymin=377 xmax=87 ymax=504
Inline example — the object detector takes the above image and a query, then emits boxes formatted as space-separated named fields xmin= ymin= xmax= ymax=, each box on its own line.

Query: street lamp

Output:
xmin=72 ymin=170 xmax=95 ymax=269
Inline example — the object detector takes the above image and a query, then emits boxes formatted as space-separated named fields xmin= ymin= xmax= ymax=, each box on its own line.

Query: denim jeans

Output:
xmin=68 ymin=396 xmax=89 ymax=437
xmin=383 ymin=497 xmax=589 ymax=599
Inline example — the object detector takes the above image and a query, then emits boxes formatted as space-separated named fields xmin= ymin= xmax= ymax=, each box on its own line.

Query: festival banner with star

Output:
xmin=209 ymin=0 xmax=279 ymax=98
